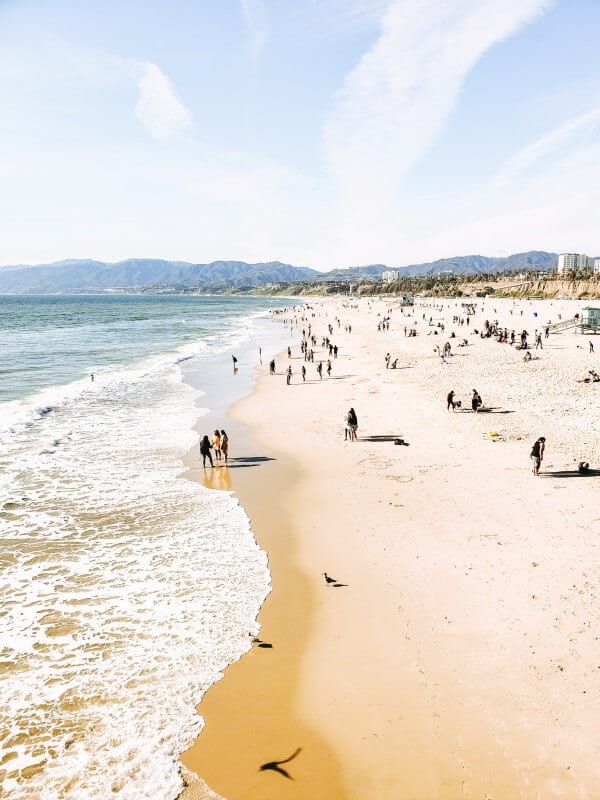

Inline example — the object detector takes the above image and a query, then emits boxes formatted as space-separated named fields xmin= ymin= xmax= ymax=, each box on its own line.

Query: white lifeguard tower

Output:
xmin=581 ymin=307 xmax=600 ymax=333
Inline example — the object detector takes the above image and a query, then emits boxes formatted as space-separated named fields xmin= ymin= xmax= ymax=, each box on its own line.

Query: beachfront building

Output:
xmin=557 ymin=253 xmax=589 ymax=274
xmin=594 ymin=258 xmax=600 ymax=275
xmin=382 ymin=270 xmax=400 ymax=282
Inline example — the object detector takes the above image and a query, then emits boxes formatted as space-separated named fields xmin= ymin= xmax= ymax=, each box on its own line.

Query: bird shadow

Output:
xmin=252 ymin=637 xmax=274 ymax=649
xmin=259 ymin=747 xmax=302 ymax=780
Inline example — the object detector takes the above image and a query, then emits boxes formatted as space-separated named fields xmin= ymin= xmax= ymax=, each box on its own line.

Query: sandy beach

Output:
xmin=181 ymin=296 xmax=600 ymax=800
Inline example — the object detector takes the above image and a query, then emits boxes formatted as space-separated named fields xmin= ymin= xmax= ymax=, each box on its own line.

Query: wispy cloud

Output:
xmin=493 ymin=106 xmax=600 ymax=186
xmin=133 ymin=62 xmax=192 ymax=141
xmin=241 ymin=0 xmax=268 ymax=58
xmin=325 ymin=0 xmax=554 ymax=199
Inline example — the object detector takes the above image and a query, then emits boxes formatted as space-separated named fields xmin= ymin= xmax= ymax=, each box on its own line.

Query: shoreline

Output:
xmin=180 ymin=306 xmax=350 ymax=799
xmin=180 ymin=297 xmax=600 ymax=799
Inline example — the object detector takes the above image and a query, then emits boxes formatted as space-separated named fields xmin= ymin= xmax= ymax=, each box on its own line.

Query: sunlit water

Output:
xmin=0 ymin=295 xmax=291 ymax=799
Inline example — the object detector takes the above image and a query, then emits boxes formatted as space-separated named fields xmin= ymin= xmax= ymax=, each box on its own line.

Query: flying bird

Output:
xmin=259 ymin=747 xmax=302 ymax=780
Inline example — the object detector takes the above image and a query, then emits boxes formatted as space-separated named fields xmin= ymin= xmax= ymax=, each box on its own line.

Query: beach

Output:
xmin=182 ymin=296 xmax=600 ymax=799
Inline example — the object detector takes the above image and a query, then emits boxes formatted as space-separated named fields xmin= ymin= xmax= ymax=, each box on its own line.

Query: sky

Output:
xmin=0 ymin=0 xmax=599 ymax=269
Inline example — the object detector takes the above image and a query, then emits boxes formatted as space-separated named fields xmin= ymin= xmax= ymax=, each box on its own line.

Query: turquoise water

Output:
xmin=0 ymin=294 xmax=289 ymax=402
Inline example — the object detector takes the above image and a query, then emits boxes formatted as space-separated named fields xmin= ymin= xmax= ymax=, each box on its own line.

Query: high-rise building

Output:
xmin=594 ymin=258 xmax=600 ymax=275
xmin=382 ymin=270 xmax=400 ymax=282
xmin=557 ymin=253 xmax=589 ymax=274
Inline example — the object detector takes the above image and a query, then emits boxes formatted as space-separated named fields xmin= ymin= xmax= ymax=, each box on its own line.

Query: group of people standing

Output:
xmin=200 ymin=429 xmax=229 ymax=468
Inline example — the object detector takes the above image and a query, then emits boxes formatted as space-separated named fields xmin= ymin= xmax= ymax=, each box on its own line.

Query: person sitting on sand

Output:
xmin=390 ymin=359 xmax=398 ymax=369
xmin=530 ymin=436 xmax=545 ymax=476
xmin=578 ymin=370 xmax=600 ymax=383
xmin=200 ymin=435 xmax=214 ymax=468
xmin=524 ymin=351 xmax=532 ymax=362
xmin=471 ymin=389 xmax=482 ymax=413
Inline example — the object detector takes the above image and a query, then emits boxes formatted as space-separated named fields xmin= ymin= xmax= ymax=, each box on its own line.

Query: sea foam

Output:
xmin=0 ymin=328 xmax=270 ymax=798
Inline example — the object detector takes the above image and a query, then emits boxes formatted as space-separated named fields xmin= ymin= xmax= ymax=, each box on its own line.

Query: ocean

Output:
xmin=0 ymin=294 xmax=293 ymax=799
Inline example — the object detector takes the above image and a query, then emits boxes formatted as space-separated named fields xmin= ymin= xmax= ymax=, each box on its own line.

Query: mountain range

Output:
xmin=0 ymin=251 xmax=559 ymax=294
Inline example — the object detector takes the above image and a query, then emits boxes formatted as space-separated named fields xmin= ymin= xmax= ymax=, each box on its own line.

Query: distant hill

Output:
xmin=0 ymin=259 xmax=320 ymax=294
xmin=0 ymin=251 xmax=559 ymax=294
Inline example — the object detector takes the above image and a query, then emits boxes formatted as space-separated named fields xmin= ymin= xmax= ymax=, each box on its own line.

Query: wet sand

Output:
xmin=180 ymin=297 xmax=600 ymax=799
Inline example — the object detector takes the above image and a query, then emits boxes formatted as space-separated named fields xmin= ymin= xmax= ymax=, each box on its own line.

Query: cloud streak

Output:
xmin=241 ymin=0 xmax=268 ymax=58
xmin=493 ymin=106 xmax=600 ymax=186
xmin=325 ymin=0 xmax=554 ymax=199
xmin=134 ymin=62 xmax=193 ymax=141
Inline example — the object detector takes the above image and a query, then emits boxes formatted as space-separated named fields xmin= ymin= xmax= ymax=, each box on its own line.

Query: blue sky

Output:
xmin=0 ymin=0 xmax=598 ymax=268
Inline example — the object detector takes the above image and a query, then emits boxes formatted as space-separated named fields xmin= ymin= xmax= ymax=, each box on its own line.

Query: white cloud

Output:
xmin=493 ymin=107 xmax=600 ymax=186
xmin=134 ymin=62 xmax=192 ymax=141
xmin=325 ymin=0 xmax=554 ymax=198
xmin=241 ymin=0 xmax=268 ymax=58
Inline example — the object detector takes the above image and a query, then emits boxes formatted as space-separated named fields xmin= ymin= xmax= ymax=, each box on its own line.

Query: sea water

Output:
xmin=0 ymin=295 xmax=292 ymax=799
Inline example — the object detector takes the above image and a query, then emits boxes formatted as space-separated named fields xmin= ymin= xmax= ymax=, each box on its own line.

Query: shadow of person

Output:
xmin=542 ymin=469 xmax=600 ymax=478
xmin=259 ymin=747 xmax=302 ymax=780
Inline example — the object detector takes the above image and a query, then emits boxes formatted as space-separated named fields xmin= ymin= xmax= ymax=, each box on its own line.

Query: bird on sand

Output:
xmin=323 ymin=572 xmax=337 ymax=585
xmin=259 ymin=748 xmax=302 ymax=780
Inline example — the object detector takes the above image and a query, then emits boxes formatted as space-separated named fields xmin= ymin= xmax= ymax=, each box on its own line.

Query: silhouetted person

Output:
xmin=269 ymin=359 xmax=276 ymax=375
xmin=200 ymin=435 xmax=213 ymax=468
xmin=232 ymin=355 xmax=238 ymax=372
xmin=530 ymin=436 xmax=545 ymax=476
xmin=259 ymin=748 xmax=302 ymax=780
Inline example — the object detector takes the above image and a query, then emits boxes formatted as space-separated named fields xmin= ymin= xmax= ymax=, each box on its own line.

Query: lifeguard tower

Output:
xmin=581 ymin=307 xmax=600 ymax=333
xmin=547 ymin=306 xmax=600 ymax=334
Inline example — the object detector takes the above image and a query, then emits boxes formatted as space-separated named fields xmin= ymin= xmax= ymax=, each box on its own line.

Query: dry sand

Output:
xmin=181 ymin=296 xmax=600 ymax=800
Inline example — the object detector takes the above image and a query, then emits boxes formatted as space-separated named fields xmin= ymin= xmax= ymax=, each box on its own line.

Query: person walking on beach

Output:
xmin=317 ymin=362 xmax=323 ymax=379
xmin=269 ymin=359 xmax=276 ymax=375
xmin=347 ymin=408 xmax=358 ymax=441
xmin=447 ymin=390 xmax=456 ymax=411
xmin=212 ymin=430 xmax=222 ymax=461
xmin=220 ymin=430 xmax=229 ymax=465
xmin=530 ymin=436 xmax=545 ymax=476
xmin=327 ymin=360 xmax=332 ymax=377
xmin=287 ymin=346 xmax=291 ymax=358
xmin=590 ymin=340 xmax=595 ymax=354
xmin=259 ymin=347 xmax=262 ymax=364
xmin=200 ymin=435 xmax=214 ymax=468
xmin=301 ymin=365 xmax=306 ymax=382
xmin=232 ymin=355 xmax=238 ymax=371
xmin=286 ymin=365 xmax=292 ymax=385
